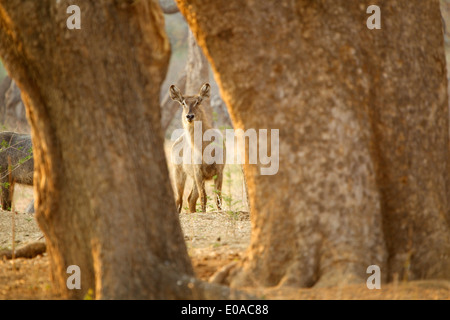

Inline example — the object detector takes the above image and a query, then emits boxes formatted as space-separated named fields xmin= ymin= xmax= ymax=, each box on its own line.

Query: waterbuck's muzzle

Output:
xmin=186 ymin=114 xmax=195 ymax=122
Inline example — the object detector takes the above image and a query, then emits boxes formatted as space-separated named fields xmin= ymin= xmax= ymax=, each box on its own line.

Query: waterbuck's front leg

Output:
xmin=193 ymin=166 xmax=207 ymax=212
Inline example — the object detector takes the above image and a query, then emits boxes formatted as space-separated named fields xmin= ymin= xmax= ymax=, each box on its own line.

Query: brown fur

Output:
xmin=170 ymin=83 xmax=225 ymax=213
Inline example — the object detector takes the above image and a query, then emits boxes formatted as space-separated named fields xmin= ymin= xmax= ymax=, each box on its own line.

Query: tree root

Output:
xmin=209 ymin=261 xmax=238 ymax=285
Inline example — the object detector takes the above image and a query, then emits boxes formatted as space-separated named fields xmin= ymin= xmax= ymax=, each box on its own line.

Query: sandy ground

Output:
xmin=1 ymin=190 xmax=449 ymax=300
xmin=0 ymin=205 xmax=252 ymax=300
xmin=0 ymin=169 xmax=449 ymax=300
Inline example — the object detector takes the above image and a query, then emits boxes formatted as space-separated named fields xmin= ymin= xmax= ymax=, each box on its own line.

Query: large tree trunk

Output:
xmin=0 ymin=0 xmax=198 ymax=299
xmin=176 ymin=0 xmax=450 ymax=287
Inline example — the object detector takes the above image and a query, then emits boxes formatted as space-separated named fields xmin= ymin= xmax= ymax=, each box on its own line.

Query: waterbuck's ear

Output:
xmin=169 ymin=85 xmax=183 ymax=103
xmin=198 ymin=83 xmax=211 ymax=101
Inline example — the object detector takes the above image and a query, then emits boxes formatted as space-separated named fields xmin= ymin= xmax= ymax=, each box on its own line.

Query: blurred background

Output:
xmin=2 ymin=2 xmax=450 ymax=136
xmin=0 ymin=9 xmax=233 ymax=137
xmin=2 ymin=2 xmax=450 ymax=214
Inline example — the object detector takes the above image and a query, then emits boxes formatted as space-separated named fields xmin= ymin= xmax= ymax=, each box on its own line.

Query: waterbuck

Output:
xmin=169 ymin=83 xmax=225 ymax=213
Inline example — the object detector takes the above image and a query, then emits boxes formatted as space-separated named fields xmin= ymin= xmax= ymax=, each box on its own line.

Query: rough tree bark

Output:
xmin=0 ymin=0 xmax=203 ymax=299
xmin=176 ymin=0 xmax=450 ymax=287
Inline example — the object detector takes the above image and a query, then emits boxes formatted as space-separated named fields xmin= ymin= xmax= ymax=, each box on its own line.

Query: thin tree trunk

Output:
xmin=161 ymin=29 xmax=213 ymax=130
xmin=176 ymin=0 xmax=450 ymax=287
xmin=184 ymin=29 xmax=213 ymax=123
xmin=161 ymin=72 xmax=186 ymax=132
xmin=159 ymin=0 xmax=179 ymax=14
xmin=160 ymin=34 xmax=213 ymax=132
xmin=0 ymin=76 xmax=11 ymax=125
